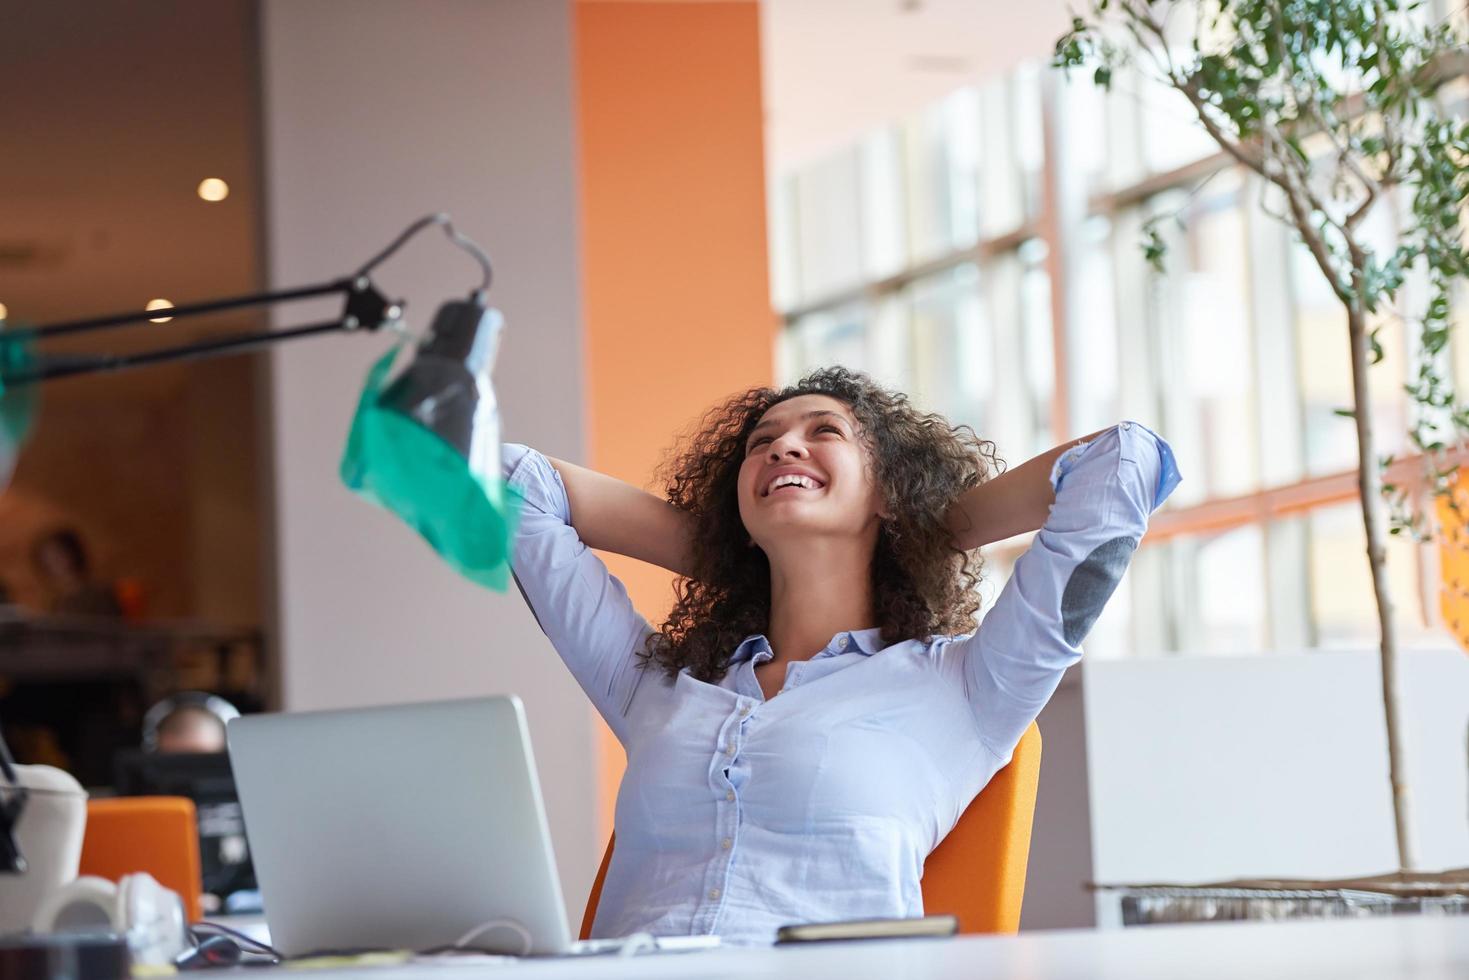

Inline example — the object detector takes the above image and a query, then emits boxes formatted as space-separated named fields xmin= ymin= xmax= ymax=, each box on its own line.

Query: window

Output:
xmin=769 ymin=57 xmax=1462 ymax=659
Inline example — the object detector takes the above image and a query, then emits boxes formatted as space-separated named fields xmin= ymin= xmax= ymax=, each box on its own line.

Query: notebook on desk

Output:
xmin=228 ymin=695 xmax=654 ymax=958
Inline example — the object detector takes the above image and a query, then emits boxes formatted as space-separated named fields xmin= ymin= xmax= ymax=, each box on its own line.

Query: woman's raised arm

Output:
xmin=945 ymin=428 xmax=1106 ymax=552
xmin=544 ymin=456 xmax=695 ymax=577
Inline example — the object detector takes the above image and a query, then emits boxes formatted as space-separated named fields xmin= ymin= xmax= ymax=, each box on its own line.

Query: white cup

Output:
xmin=0 ymin=764 xmax=87 ymax=934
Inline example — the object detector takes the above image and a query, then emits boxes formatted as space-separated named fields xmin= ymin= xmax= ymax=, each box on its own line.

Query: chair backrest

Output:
xmin=579 ymin=721 xmax=1042 ymax=939
xmin=79 ymin=796 xmax=204 ymax=922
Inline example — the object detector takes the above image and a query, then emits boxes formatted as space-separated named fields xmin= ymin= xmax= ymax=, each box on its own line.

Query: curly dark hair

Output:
xmin=640 ymin=366 xmax=1004 ymax=682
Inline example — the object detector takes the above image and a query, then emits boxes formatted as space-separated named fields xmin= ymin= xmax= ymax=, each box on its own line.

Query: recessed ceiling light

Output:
xmin=197 ymin=178 xmax=230 ymax=202
xmin=146 ymin=298 xmax=175 ymax=323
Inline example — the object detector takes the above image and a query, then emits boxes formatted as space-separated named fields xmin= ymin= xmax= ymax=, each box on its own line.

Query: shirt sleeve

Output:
xmin=503 ymin=443 xmax=654 ymax=744
xmin=944 ymin=422 xmax=1182 ymax=759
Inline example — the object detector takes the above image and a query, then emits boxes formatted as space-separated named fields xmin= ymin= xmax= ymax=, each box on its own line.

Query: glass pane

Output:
xmin=902 ymin=89 xmax=981 ymax=265
xmin=1136 ymin=60 xmax=1218 ymax=173
xmin=1147 ymin=171 xmax=1260 ymax=504
xmin=908 ymin=264 xmax=986 ymax=428
xmin=767 ymin=173 xmax=800 ymax=313
xmin=977 ymin=74 xmax=1024 ymax=237
xmin=1169 ymin=524 xmax=1270 ymax=654
xmin=1059 ymin=66 xmax=1110 ymax=199
xmin=1017 ymin=241 xmax=1056 ymax=455
xmin=1012 ymin=63 xmax=1045 ymax=224
xmin=1293 ymin=201 xmax=1406 ymax=476
xmin=866 ymin=294 xmax=913 ymax=393
xmin=794 ymin=148 xmax=863 ymax=303
xmin=859 ymin=128 xmax=908 ymax=281
xmin=1069 ymin=215 xmax=1120 ymax=433
xmin=784 ymin=302 xmax=870 ymax=381
xmin=973 ymin=248 xmax=1043 ymax=462
xmin=782 ymin=297 xmax=913 ymax=393
xmin=1306 ymin=501 xmax=1452 ymax=650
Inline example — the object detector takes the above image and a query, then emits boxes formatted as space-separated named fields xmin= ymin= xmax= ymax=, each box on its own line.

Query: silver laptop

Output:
xmin=226 ymin=695 xmax=573 ymax=957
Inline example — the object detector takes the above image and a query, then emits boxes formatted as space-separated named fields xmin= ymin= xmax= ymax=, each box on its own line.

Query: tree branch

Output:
xmin=1269 ymin=126 xmax=1356 ymax=305
xmin=1120 ymin=0 xmax=1274 ymax=178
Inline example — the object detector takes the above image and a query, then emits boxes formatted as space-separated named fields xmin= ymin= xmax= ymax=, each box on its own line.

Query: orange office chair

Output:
xmin=579 ymin=721 xmax=1042 ymax=939
xmin=78 ymin=796 xmax=204 ymax=922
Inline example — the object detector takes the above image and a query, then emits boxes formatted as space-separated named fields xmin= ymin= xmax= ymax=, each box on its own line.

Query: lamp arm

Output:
xmin=2 ymin=278 xmax=357 ymax=344
xmin=355 ymin=213 xmax=493 ymax=295
xmin=1 ymin=276 xmax=400 ymax=387
xmin=2 ymin=320 xmax=358 ymax=386
xmin=0 ymin=213 xmax=496 ymax=388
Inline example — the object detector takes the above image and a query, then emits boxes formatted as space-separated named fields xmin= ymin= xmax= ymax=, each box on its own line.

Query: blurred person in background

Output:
xmin=31 ymin=526 xmax=122 ymax=618
xmin=143 ymin=692 xmax=237 ymax=754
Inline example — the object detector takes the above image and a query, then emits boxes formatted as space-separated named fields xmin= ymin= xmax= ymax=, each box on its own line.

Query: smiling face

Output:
xmin=737 ymin=394 xmax=889 ymax=550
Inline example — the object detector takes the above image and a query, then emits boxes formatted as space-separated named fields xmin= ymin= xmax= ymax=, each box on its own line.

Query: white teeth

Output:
xmin=765 ymin=474 xmax=821 ymax=495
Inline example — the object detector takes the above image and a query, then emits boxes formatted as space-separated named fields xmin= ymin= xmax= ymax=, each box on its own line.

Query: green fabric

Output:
xmin=340 ymin=345 xmax=521 ymax=592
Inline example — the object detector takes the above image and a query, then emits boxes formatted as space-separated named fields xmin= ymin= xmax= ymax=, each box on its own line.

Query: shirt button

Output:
xmin=838 ymin=636 xmax=849 ymax=649
xmin=726 ymin=790 xmax=735 ymax=802
xmin=1121 ymin=421 xmax=1133 ymax=431
xmin=721 ymin=744 xmax=733 ymax=755
xmin=708 ymin=888 xmax=721 ymax=900
xmin=721 ymin=838 xmax=732 ymax=850
xmin=738 ymin=705 xmax=750 ymax=717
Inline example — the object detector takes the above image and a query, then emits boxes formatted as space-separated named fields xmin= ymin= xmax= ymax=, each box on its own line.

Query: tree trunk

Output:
xmin=1346 ymin=299 xmax=1418 ymax=872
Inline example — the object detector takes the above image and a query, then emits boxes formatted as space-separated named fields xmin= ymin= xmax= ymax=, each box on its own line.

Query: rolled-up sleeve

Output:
xmin=945 ymin=422 xmax=1181 ymax=758
xmin=503 ymin=443 xmax=653 ymax=744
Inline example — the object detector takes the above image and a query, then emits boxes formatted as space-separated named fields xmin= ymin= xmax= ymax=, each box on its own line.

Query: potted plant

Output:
xmin=1054 ymin=0 xmax=1468 ymax=900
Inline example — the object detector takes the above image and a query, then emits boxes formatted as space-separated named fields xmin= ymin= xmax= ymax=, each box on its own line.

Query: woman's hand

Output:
xmin=945 ymin=428 xmax=1106 ymax=552
xmin=545 ymin=456 xmax=695 ymax=577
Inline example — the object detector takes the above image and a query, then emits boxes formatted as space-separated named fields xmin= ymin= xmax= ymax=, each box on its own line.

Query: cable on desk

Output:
xmin=448 ymin=917 xmax=534 ymax=957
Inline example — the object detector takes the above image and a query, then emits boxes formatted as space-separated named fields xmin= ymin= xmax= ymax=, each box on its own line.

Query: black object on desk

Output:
xmin=113 ymin=750 xmax=258 ymax=906
xmin=775 ymin=914 xmax=959 ymax=944
xmin=0 ymin=933 xmax=130 ymax=980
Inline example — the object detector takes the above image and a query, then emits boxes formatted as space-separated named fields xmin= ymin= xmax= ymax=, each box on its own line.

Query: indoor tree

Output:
xmin=1055 ymin=0 xmax=1469 ymax=872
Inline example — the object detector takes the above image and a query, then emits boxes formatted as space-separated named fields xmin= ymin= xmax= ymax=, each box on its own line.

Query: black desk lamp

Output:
xmin=0 ymin=213 xmax=522 ymax=873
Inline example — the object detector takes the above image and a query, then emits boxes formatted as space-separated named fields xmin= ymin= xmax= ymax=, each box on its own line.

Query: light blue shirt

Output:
xmin=504 ymin=422 xmax=1180 ymax=946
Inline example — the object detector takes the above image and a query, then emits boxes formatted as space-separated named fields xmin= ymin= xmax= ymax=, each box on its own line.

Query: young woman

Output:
xmin=504 ymin=367 xmax=1179 ymax=946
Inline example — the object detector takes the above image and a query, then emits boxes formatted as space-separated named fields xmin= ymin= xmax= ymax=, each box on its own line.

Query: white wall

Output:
xmin=257 ymin=0 xmax=598 ymax=922
xmin=1085 ymin=650 xmax=1469 ymax=921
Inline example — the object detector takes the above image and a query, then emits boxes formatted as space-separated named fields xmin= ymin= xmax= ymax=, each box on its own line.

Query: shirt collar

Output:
xmin=729 ymin=634 xmax=774 ymax=666
xmin=844 ymin=627 xmax=886 ymax=656
xmin=729 ymin=628 xmax=886 ymax=664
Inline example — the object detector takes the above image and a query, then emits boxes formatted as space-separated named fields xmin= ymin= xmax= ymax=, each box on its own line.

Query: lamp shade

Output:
xmin=340 ymin=295 xmax=521 ymax=591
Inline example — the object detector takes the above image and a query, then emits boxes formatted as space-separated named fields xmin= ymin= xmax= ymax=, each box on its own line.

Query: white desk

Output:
xmin=299 ymin=915 xmax=1468 ymax=979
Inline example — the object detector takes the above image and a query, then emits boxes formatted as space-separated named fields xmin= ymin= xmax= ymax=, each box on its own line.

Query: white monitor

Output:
xmin=227 ymin=695 xmax=571 ymax=957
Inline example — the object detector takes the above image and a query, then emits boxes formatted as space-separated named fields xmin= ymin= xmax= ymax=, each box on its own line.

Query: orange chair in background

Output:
xmin=580 ymin=722 xmax=1042 ymax=939
xmin=78 ymin=796 xmax=204 ymax=922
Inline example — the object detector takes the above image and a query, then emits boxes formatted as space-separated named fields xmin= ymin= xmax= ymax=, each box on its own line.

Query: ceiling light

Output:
xmin=0 ymin=303 xmax=7 ymax=322
xmin=146 ymin=299 xmax=175 ymax=323
xmin=197 ymin=178 xmax=230 ymax=202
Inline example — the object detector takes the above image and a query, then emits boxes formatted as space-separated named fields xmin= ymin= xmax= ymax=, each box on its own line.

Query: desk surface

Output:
xmin=301 ymin=915 xmax=1467 ymax=979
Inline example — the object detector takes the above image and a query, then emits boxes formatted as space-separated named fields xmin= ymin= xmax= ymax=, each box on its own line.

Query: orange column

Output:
xmin=1437 ymin=480 xmax=1469 ymax=653
xmin=573 ymin=1 xmax=775 ymax=836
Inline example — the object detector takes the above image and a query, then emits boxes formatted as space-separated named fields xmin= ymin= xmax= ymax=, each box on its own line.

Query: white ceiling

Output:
xmin=761 ymin=0 xmax=1075 ymax=171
